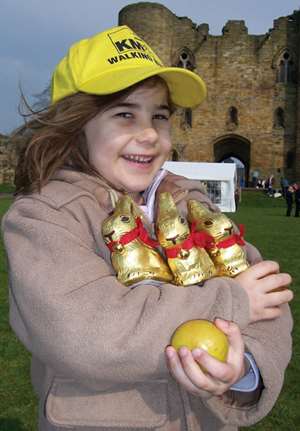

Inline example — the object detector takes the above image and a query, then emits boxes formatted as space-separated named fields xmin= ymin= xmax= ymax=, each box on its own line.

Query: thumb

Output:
xmin=214 ymin=318 xmax=244 ymax=367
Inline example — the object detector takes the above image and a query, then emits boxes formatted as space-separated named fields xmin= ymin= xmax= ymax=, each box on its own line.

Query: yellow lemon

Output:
xmin=171 ymin=319 xmax=229 ymax=362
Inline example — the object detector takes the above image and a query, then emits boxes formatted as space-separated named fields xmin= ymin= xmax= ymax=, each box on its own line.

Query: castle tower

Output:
xmin=119 ymin=3 xmax=175 ymax=64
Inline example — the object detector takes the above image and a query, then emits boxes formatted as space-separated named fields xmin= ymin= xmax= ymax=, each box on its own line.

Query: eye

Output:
xmin=179 ymin=216 xmax=186 ymax=225
xmin=120 ymin=215 xmax=130 ymax=223
xmin=204 ymin=220 xmax=213 ymax=226
xmin=115 ymin=112 xmax=133 ymax=119
xmin=153 ymin=113 xmax=170 ymax=121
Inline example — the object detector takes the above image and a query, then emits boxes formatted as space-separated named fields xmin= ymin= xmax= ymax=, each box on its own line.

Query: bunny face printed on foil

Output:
xmin=187 ymin=199 xmax=249 ymax=277
xmin=102 ymin=195 xmax=173 ymax=286
xmin=156 ymin=192 xmax=215 ymax=286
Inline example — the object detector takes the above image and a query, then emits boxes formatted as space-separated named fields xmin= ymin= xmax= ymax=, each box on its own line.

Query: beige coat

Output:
xmin=2 ymin=169 xmax=293 ymax=431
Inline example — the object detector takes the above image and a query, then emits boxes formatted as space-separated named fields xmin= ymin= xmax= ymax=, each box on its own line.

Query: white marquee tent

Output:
xmin=163 ymin=161 xmax=237 ymax=212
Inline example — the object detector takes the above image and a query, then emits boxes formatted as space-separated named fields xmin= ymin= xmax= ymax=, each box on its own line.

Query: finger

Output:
xmin=179 ymin=347 xmax=208 ymax=382
xmin=264 ymin=289 xmax=294 ymax=307
xmin=245 ymin=261 xmax=280 ymax=279
xmin=191 ymin=347 xmax=233 ymax=386
xmin=260 ymin=273 xmax=293 ymax=294
xmin=165 ymin=346 xmax=206 ymax=395
xmin=180 ymin=347 xmax=227 ymax=394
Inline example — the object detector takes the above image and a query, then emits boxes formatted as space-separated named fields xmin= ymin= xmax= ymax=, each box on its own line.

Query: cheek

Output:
xmin=85 ymin=129 xmax=113 ymax=160
xmin=85 ymin=128 xmax=100 ymax=157
xmin=84 ymin=118 xmax=114 ymax=154
xmin=164 ymin=141 xmax=172 ymax=158
xmin=160 ymin=130 xmax=172 ymax=153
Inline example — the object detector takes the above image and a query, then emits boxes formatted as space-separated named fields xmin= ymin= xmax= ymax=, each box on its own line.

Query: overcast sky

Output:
xmin=1 ymin=0 xmax=299 ymax=134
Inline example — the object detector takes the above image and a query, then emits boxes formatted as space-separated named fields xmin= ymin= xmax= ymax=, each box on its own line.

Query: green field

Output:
xmin=0 ymin=191 xmax=299 ymax=430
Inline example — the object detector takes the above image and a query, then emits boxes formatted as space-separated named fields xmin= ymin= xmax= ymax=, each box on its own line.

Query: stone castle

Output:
xmin=1 ymin=2 xmax=300 ymax=185
xmin=119 ymin=2 xmax=300 ymax=184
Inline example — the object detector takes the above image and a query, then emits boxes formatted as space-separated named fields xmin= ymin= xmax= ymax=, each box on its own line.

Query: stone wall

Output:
xmin=0 ymin=135 xmax=15 ymax=184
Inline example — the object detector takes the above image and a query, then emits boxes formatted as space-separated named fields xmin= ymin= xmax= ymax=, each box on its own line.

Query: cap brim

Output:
xmin=159 ymin=68 xmax=207 ymax=108
xmin=79 ymin=66 xmax=206 ymax=108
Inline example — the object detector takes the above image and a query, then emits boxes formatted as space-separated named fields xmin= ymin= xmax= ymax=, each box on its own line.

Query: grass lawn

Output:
xmin=0 ymin=190 xmax=299 ymax=430
xmin=231 ymin=192 xmax=300 ymax=431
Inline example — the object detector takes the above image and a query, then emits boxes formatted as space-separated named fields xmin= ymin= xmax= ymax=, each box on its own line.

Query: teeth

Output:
xmin=123 ymin=154 xmax=153 ymax=163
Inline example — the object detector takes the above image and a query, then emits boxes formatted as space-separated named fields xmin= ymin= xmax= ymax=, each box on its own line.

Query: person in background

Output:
xmin=285 ymin=185 xmax=295 ymax=216
xmin=267 ymin=174 xmax=274 ymax=196
xmin=251 ymin=169 xmax=259 ymax=188
xmin=256 ymin=179 xmax=263 ymax=189
xmin=293 ymin=183 xmax=300 ymax=217
xmin=234 ymin=184 xmax=241 ymax=210
xmin=280 ymin=176 xmax=289 ymax=198
xmin=273 ymin=168 xmax=282 ymax=195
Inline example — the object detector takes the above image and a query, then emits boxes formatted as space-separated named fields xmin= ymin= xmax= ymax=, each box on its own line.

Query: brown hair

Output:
xmin=14 ymin=76 xmax=174 ymax=195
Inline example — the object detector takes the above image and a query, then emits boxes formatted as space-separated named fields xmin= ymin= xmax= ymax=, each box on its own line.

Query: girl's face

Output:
xmin=84 ymin=82 xmax=172 ymax=201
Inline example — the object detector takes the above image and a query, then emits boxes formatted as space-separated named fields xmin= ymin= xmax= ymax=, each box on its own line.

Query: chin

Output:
xmin=127 ymin=185 xmax=149 ymax=194
xmin=127 ymin=177 xmax=155 ymax=193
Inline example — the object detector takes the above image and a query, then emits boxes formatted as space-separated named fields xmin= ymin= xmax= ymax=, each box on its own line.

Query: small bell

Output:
xmin=179 ymin=249 xmax=190 ymax=259
xmin=113 ymin=243 xmax=124 ymax=253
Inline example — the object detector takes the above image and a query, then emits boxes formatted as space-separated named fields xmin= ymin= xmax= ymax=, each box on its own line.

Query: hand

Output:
xmin=165 ymin=319 xmax=245 ymax=397
xmin=235 ymin=260 xmax=293 ymax=323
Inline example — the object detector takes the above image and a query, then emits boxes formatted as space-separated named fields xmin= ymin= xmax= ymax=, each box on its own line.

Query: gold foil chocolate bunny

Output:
xmin=102 ymin=195 xmax=173 ymax=286
xmin=156 ymin=192 xmax=216 ymax=286
xmin=187 ymin=200 xmax=249 ymax=277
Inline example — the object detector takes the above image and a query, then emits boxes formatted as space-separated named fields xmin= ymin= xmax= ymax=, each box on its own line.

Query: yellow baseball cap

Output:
xmin=51 ymin=25 xmax=206 ymax=108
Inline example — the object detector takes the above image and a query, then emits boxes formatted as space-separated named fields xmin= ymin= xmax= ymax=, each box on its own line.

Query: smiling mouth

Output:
xmin=122 ymin=154 xmax=154 ymax=164
xmin=104 ymin=230 xmax=115 ymax=242
xmin=166 ymin=234 xmax=179 ymax=245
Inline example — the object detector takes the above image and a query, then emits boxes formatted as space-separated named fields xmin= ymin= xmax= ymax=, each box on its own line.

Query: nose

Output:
xmin=135 ymin=126 xmax=158 ymax=147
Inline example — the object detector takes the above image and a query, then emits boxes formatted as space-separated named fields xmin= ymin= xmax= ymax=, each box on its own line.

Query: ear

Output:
xmin=157 ymin=192 xmax=178 ymax=220
xmin=115 ymin=195 xmax=134 ymax=215
xmin=187 ymin=199 xmax=211 ymax=221
xmin=130 ymin=199 xmax=144 ymax=219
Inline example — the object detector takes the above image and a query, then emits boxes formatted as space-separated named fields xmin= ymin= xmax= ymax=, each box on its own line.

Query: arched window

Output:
xmin=286 ymin=150 xmax=295 ymax=169
xmin=274 ymin=107 xmax=285 ymax=128
xmin=276 ymin=50 xmax=296 ymax=84
xmin=174 ymin=48 xmax=196 ymax=128
xmin=176 ymin=48 xmax=195 ymax=71
xmin=184 ymin=109 xmax=192 ymax=127
xmin=228 ymin=106 xmax=238 ymax=125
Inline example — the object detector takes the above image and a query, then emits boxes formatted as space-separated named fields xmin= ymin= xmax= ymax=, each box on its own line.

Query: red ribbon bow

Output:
xmin=106 ymin=217 xmax=159 ymax=252
xmin=165 ymin=223 xmax=214 ymax=258
xmin=213 ymin=224 xmax=246 ymax=249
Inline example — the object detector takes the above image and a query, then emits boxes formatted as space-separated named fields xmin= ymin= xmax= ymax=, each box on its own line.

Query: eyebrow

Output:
xmin=108 ymin=102 xmax=171 ymax=111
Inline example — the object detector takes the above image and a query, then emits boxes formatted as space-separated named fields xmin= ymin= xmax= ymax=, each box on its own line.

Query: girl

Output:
xmin=2 ymin=25 xmax=293 ymax=431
